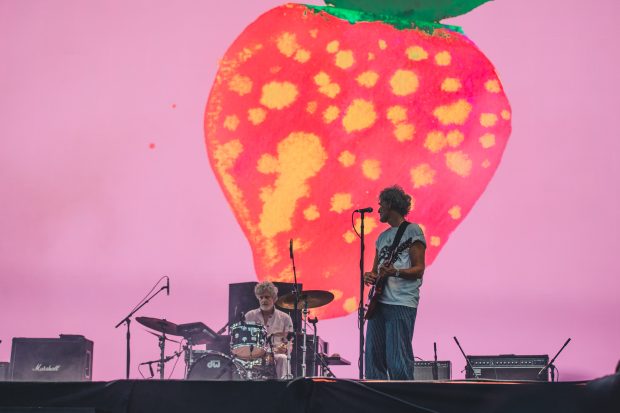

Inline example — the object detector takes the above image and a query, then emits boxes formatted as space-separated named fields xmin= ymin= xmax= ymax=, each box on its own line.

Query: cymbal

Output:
xmin=276 ymin=290 xmax=334 ymax=310
xmin=136 ymin=316 xmax=180 ymax=336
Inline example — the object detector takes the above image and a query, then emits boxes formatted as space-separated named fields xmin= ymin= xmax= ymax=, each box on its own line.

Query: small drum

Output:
xmin=230 ymin=322 xmax=267 ymax=359
xmin=187 ymin=351 xmax=244 ymax=380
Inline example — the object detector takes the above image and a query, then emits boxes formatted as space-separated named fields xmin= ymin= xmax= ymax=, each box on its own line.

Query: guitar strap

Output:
xmin=386 ymin=221 xmax=410 ymax=264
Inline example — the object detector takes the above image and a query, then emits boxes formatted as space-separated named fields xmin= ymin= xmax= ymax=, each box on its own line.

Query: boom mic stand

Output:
xmin=453 ymin=336 xmax=480 ymax=379
xmin=356 ymin=210 xmax=369 ymax=379
xmin=114 ymin=276 xmax=169 ymax=379
xmin=537 ymin=338 xmax=571 ymax=382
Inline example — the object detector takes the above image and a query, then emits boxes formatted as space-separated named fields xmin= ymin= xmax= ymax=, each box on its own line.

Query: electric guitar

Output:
xmin=364 ymin=240 xmax=411 ymax=320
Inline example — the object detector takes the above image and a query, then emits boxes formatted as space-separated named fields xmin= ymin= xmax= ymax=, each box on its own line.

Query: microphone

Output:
xmin=289 ymin=239 xmax=294 ymax=260
xmin=166 ymin=277 xmax=170 ymax=296
xmin=434 ymin=342 xmax=437 ymax=362
xmin=354 ymin=207 xmax=373 ymax=213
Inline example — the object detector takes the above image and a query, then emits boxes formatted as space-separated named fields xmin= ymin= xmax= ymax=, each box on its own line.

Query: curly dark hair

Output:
xmin=379 ymin=185 xmax=412 ymax=217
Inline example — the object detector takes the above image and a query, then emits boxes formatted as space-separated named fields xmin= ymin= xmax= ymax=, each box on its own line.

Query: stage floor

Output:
xmin=0 ymin=376 xmax=618 ymax=413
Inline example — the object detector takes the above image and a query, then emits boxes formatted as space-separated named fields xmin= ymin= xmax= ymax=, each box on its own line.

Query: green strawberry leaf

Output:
xmin=325 ymin=0 xmax=492 ymax=22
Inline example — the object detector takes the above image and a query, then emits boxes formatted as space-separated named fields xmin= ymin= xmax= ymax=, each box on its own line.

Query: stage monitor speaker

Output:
xmin=228 ymin=281 xmax=302 ymax=327
xmin=413 ymin=361 xmax=452 ymax=380
xmin=465 ymin=354 xmax=549 ymax=381
xmin=10 ymin=335 xmax=93 ymax=381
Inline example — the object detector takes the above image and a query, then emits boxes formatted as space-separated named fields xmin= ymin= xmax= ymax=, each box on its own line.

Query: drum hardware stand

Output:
xmin=114 ymin=276 xmax=170 ymax=379
xmin=300 ymin=298 xmax=310 ymax=377
xmin=308 ymin=317 xmax=319 ymax=375
xmin=288 ymin=238 xmax=301 ymax=377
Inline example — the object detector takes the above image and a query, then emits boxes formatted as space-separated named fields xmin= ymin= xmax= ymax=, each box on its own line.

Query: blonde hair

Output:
xmin=254 ymin=281 xmax=278 ymax=299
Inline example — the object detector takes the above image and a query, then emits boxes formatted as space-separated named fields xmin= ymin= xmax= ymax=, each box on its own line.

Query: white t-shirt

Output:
xmin=375 ymin=222 xmax=426 ymax=308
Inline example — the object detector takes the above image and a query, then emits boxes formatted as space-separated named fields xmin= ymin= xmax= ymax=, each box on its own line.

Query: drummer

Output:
xmin=244 ymin=281 xmax=293 ymax=379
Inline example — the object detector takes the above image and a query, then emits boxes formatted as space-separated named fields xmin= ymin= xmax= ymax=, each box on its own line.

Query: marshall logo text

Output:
xmin=32 ymin=363 xmax=62 ymax=372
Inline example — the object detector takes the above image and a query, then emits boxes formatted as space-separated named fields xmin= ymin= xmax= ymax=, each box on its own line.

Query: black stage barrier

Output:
xmin=0 ymin=375 xmax=618 ymax=413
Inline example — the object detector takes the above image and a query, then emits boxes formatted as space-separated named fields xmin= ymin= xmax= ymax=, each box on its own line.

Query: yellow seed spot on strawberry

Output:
xmin=342 ymin=99 xmax=377 ymax=133
xmin=338 ymin=150 xmax=356 ymax=167
xmin=330 ymin=193 xmax=353 ymax=213
xmin=335 ymin=50 xmax=355 ymax=69
xmin=343 ymin=297 xmax=357 ymax=313
xmin=343 ymin=230 xmax=356 ymax=244
xmin=479 ymin=133 xmax=496 ymax=148
xmin=248 ymin=107 xmax=267 ymax=125
xmin=482 ymin=159 xmax=491 ymax=168
xmin=446 ymin=151 xmax=473 ymax=177
xmin=430 ymin=236 xmax=441 ymax=247
xmin=329 ymin=289 xmax=344 ymax=301
xmin=387 ymin=105 xmax=408 ymax=125
xmin=480 ymin=113 xmax=498 ymax=127
xmin=323 ymin=105 xmax=340 ymax=123
xmin=368 ymin=52 xmax=375 ymax=61
xmin=258 ymin=132 xmax=327 ymax=238
xmin=303 ymin=204 xmax=320 ymax=221
xmin=378 ymin=39 xmax=387 ymax=50
xmin=485 ymin=79 xmax=501 ymax=93
xmin=314 ymin=72 xmax=330 ymax=86
xmin=390 ymin=70 xmax=419 ymax=96
xmin=228 ymin=74 xmax=253 ymax=96
xmin=213 ymin=139 xmax=245 ymax=210
xmin=276 ymin=32 xmax=299 ymax=57
xmin=406 ymin=46 xmax=428 ymax=61
xmin=260 ymin=81 xmax=298 ymax=110
xmin=501 ymin=109 xmax=511 ymax=120
xmin=354 ymin=217 xmax=377 ymax=235
xmin=435 ymin=51 xmax=452 ymax=66
xmin=309 ymin=29 xmax=318 ymax=38
xmin=320 ymin=83 xmax=341 ymax=99
xmin=294 ymin=49 xmax=311 ymax=63
xmin=356 ymin=71 xmax=379 ymax=88
xmin=223 ymin=115 xmax=240 ymax=131
xmin=433 ymin=99 xmax=472 ymax=125
xmin=257 ymin=153 xmax=279 ymax=174
xmin=362 ymin=159 xmax=381 ymax=180
xmin=448 ymin=206 xmax=462 ymax=220
xmin=394 ymin=123 xmax=415 ymax=142
xmin=270 ymin=66 xmax=281 ymax=74
xmin=326 ymin=40 xmax=340 ymax=54
xmin=447 ymin=130 xmax=464 ymax=147
xmin=441 ymin=77 xmax=462 ymax=92
xmin=410 ymin=164 xmax=436 ymax=188
xmin=306 ymin=101 xmax=318 ymax=114
xmin=214 ymin=139 xmax=243 ymax=171
xmin=424 ymin=131 xmax=447 ymax=153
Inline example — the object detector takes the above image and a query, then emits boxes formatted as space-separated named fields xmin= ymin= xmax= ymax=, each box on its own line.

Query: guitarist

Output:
xmin=363 ymin=185 xmax=426 ymax=380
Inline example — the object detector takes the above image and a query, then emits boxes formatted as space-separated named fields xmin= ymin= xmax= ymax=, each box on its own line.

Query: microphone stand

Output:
xmin=453 ymin=336 xmax=480 ymax=379
xmin=537 ymin=338 xmax=571 ymax=382
xmin=114 ymin=281 xmax=168 ymax=379
xmin=357 ymin=210 xmax=368 ymax=379
xmin=289 ymin=239 xmax=301 ymax=377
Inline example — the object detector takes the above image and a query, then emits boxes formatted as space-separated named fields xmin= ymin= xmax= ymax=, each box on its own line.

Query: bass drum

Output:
xmin=186 ymin=352 xmax=244 ymax=380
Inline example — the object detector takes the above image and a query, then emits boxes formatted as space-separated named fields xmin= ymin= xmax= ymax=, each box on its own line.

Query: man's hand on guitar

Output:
xmin=364 ymin=271 xmax=378 ymax=285
xmin=380 ymin=264 xmax=398 ymax=277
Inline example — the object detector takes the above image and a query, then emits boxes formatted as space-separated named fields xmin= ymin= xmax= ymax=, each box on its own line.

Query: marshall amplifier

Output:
xmin=413 ymin=361 xmax=452 ymax=380
xmin=465 ymin=354 xmax=549 ymax=381
xmin=0 ymin=362 xmax=9 ymax=381
xmin=10 ymin=335 xmax=93 ymax=381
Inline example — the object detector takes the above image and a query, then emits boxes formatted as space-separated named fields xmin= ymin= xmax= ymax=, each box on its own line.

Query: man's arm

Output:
xmin=382 ymin=241 xmax=426 ymax=280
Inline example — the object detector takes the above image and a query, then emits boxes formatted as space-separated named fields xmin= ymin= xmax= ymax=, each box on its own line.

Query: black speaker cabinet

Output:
xmin=10 ymin=335 xmax=93 ymax=381
xmin=291 ymin=333 xmax=328 ymax=377
xmin=228 ymin=281 xmax=302 ymax=327
xmin=413 ymin=361 xmax=452 ymax=380
xmin=0 ymin=362 xmax=9 ymax=381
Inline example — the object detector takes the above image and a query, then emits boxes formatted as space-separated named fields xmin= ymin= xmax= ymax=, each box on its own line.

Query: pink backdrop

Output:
xmin=1 ymin=0 xmax=618 ymax=381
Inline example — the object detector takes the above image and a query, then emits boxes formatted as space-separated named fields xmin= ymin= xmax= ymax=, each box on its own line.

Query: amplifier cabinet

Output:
xmin=465 ymin=354 xmax=549 ymax=381
xmin=291 ymin=334 xmax=328 ymax=377
xmin=10 ymin=335 xmax=93 ymax=381
xmin=413 ymin=361 xmax=452 ymax=380
xmin=0 ymin=362 xmax=9 ymax=381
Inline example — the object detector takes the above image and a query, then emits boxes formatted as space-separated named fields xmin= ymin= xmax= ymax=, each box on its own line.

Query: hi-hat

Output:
xmin=136 ymin=316 xmax=180 ymax=336
xmin=276 ymin=290 xmax=334 ymax=310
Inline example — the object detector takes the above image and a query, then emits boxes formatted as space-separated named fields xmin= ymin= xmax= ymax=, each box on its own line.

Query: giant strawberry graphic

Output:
xmin=204 ymin=1 xmax=511 ymax=318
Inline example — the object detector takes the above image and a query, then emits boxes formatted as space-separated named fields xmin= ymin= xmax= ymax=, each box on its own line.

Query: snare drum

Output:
xmin=230 ymin=322 xmax=267 ymax=359
xmin=186 ymin=351 xmax=244 ymax=380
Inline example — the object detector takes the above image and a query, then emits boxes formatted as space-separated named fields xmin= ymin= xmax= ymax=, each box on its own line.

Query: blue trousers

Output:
xmin=365 ymin=303 xmax=417 ymax=380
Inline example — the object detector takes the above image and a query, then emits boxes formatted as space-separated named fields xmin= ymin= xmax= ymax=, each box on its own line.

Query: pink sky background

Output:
xmin=1 ymin=0 xmax=618 ymax=381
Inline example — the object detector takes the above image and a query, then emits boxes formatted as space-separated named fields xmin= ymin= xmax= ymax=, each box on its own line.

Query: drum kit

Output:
xmin=136 ymin=289 xmax=335 ymax=380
